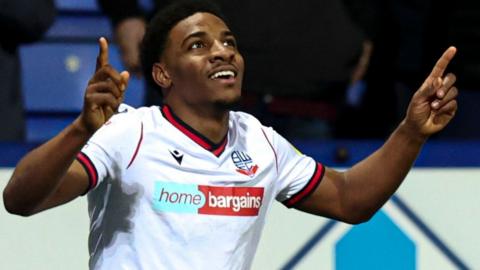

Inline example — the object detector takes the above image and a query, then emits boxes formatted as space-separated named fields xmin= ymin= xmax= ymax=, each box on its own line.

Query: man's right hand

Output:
xmin=3 ymin=37 xmax=130 ymax=216
xmin=79 ymin=37 xmax=130 ymax=134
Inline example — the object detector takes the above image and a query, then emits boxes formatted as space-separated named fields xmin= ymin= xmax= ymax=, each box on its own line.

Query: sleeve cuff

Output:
xmin=282 ymin=162 xmax=325 ymax=208
xmin=76 ymin=152 xmax=99 ymax=195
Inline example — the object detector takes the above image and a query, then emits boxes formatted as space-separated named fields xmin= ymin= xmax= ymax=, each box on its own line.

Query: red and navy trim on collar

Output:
xmin=161 ymin=105 xmax=228 ymax=157
xmin=283 ymin=162 xmax=325 ymax=208
xmin=76 ymin=152 xmax=98 ymax=195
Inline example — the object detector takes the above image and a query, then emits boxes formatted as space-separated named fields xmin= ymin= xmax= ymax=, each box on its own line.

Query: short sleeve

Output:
xmin=75 ymin=104 xmax=143 ymax=193
xmin=265 ymin=128 xmax=325 ymax=207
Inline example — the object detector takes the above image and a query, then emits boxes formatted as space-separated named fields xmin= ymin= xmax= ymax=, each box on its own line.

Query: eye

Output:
xmin=223 ymin=38 xmax=237 ymax=48
xmin=189 ymin=41 xmax=205 ymax=50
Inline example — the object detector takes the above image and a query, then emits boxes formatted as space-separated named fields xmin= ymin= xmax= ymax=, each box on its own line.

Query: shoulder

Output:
xmin=229 ymin=110 xmax=265 ymax=130
xmin=104 ymin=104 xmax=159 ymax=127
xmin=89 ymin=104 xmax=159 ymax=145
xmin=229 ymin=110 xmax=280 ymax=145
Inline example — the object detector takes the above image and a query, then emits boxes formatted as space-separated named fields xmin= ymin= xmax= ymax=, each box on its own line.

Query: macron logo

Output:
xmin=169 ymin=150 xmax=184 ymax=165
xmin=152 ymin=182 xmax=264 ymax=216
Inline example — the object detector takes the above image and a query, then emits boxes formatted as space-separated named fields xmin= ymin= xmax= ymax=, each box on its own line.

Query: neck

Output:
xmin=165 ymin=102 xmax=230 ymax=144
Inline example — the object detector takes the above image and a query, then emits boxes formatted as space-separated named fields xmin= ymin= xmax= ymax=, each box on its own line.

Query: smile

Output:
xmin=209 ymin=70 xmax=236 ymax=80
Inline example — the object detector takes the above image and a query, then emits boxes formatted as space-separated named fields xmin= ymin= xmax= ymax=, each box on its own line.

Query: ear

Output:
xmin=152 ymin=63 xmax=172 ymax=89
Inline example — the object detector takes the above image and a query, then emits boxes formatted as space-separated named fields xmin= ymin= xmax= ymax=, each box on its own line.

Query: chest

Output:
xmin=121 ymin=133 xmax=278 ymax=218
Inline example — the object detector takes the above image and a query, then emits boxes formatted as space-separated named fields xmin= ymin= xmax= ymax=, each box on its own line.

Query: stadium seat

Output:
xmin=46 ymin=15 xmax=112 ymax=41
xmin=21 ymin=0 xmax=155 ymax=142
xmin=21 ymin=43 xmax=145 ymax=142
xmin=54 ymin=0 xmax=99 ymax=12
xmin=54 ymin=0 xmax=154 ymax=13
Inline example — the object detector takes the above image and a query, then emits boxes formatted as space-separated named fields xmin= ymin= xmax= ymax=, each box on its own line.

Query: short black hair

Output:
xmin=140 ymin=0 xmax=226 ymax=94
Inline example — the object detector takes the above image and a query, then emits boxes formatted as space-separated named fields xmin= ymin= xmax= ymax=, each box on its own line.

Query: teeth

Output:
xmin=210 ymin=70 xmax=235 ymax=79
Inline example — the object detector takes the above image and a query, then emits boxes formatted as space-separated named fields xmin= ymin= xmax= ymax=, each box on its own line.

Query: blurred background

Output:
xmin=2 ymin=0 xmax=480 ymax=144
xmin=0 ymin=0 xmax=479 ymax=269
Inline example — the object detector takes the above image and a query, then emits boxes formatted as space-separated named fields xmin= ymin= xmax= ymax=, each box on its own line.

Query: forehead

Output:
xmin=168 ymin=12 xmax=230 ymax=43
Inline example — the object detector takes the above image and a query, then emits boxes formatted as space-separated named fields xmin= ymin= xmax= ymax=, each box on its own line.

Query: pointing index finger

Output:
xmin=96 ymin=37 xmax=109 ymax=71
xmin=428 ymin=46 xmax=457 ymax=79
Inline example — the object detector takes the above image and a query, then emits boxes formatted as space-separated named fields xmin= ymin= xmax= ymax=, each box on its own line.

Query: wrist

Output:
xmin=70 ymin=116 xmax=96 ymax=140
xmin=396 ymin=120 xmax=429 ymax=146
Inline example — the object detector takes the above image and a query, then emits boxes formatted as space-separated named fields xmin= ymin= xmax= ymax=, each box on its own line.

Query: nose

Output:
xmin=209 ymin=40 xmax=234 ymax=63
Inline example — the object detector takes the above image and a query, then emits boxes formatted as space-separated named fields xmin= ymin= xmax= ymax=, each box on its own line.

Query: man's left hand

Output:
xmin=404 ymin=46 xmax=458 ymax=138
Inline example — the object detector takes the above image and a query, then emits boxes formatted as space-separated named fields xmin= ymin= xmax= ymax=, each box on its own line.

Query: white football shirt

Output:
xmin=76 ymin=104 xmax=324 ymax=270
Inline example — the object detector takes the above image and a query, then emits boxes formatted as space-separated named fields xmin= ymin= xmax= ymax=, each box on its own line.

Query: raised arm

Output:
xmin=295 ymin=47 xmax=458 ymax=224
xmin=3 ymin=38 xmax=129 ymax=216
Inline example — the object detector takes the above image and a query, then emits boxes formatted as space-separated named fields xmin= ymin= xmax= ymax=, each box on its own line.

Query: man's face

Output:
xmin=159 ymin=12 xmax=244 ymax=109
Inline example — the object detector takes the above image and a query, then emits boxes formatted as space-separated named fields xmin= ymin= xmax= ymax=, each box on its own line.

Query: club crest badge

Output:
xmin=231 ymin=150 xmax=259 ymax=177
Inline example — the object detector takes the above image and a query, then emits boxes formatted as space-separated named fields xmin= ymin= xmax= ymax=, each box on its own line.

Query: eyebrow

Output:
xmin=181 ymin=30 xmax=235 ymax=47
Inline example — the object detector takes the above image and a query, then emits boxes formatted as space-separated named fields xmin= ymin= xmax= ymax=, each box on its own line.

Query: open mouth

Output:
xmin=209 ymin=70 xmax=236 ymax=80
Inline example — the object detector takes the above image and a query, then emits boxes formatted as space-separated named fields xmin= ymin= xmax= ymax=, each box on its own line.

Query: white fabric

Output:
xmin=80 ymin=104 xmax=319 ymax=270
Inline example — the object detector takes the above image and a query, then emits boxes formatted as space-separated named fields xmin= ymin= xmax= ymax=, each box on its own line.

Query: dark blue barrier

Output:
xmin=1 ymin=140 xmax=479 ymax=167
xmin=291 ymin=139 xmax=480 ymax=167
xmin=0 ymin=143 xmax=38 ymax=167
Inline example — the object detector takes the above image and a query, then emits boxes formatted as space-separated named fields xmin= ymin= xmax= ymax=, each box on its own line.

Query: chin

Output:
xmin=213 ymin=95 xmax=241 ymax=111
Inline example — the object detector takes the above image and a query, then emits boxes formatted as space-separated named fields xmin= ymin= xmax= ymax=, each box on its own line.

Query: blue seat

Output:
xmin=20 ymin=1 xmax=152 ymax=142
xmin=46 ymin=15 xmax=112 ymax=40
xmin=54 ymin=0 xmax=154 ymax=13
xmin=49 ymin=0 xmax=155 ymax=40
xmin=49 ymin=0 xmax=111 ymax=41
xmin=54 ymin=0 xmax=99 ymax=12
xmin=21 ymin=42 xmax=145 ymax=142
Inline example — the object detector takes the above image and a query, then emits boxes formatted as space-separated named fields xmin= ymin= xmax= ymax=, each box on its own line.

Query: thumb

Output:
xmin=119 ymin=71 xmax=130 ymax=92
